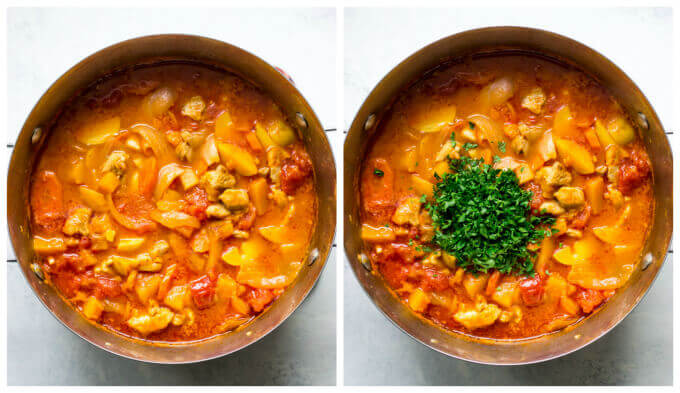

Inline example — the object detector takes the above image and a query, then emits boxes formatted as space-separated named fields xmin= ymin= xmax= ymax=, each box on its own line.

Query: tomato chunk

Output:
xmin=246 ymin=288 xmax=275 ymax=312
xmin=30 ymin=170 xmax=65 ymax=233
xmin=190 ymin=275 xmax=215 ymax=309
xmin=95 ymin=276 xmax=123 ymax=299
xmin=575 ymin=288 xmax=605 ymax=313
xmin=361 ymin=158 xmax=395 ymax=221
xmin=184 ymin=186 xmax=209 ymax=221
xmin=618 ymin=150 xmax=651 ymax=195
xmin=281 ymin=147 xmax=313 ymax=194
xmin=519 ymin=276 xmax=544 ymax=306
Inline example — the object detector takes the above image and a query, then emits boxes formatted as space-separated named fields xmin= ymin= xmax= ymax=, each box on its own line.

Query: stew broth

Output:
xmin=359 ymin=55 xmax=653 ymax=339
xmin=30 ymin=63 xmax=316 ymax=342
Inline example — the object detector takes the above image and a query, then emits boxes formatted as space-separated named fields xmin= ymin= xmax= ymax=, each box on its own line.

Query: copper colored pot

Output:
xmin=8 ymin=34 xmax=336 ymax=363
xmin=344 ymin=27 xmax=672 ymax=364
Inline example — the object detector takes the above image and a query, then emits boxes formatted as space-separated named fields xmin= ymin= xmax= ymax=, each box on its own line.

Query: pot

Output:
xmin=343 ymin=27 xmax=672 ymax=364
xmin=8 ymin=34 xmax=336 ymax=363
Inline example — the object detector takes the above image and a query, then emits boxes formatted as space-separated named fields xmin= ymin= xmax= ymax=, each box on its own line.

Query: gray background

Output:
xmin=343 ymin=7 xmax=674 ymax=386
xmin=6 ymin=7 xmax=338 ymax=386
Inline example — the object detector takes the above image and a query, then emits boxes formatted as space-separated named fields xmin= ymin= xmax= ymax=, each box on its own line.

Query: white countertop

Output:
xmin=343 ymin=6 xmax=673 ymax=385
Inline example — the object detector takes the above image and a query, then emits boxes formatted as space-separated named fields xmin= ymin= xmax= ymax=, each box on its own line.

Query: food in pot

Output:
xmin=29 ymin=63 xmax=316 ymax=341
xmin=359 ymin=55 xmax=653 ymax=339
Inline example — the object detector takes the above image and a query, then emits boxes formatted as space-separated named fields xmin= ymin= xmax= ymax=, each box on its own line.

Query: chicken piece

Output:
xmin=149 ymin=240 xmax=170 ymax=258
xmin=127 ymin=306 xmax=174 ymax=335
xmin=605 ymin=185 xmax=624 ymax=208
xmin=518 ymin=122 xmax=544 ymax=141
xmin=102 ymin=151 xmax=129 ymax=177
xmin=511 ymin=135 xmax=529 ymax=156
xmin=536 ymin=162 xmax=572 ymax=197
xmin=200 ymin=165 xmax=236 ymax=201
xmin=391 ymin=197 xmax=421 ymax=226
xmin=219 ymin=189 xmax=250 ymax=211
xmin=269 ymin=186 xmax=289 ymax=208
xmin=454 ymin=302 xmax=502 ymax=330
xmin=554 ymin=186 xmax=585 ymax=209
xmin=539 ymin=201 xmax=565 ymax=216
xmin=267 ymin=146 xmax=290 ymax=185
xmin=175 ymin=142 xmax=192 ymax=162
xmin=206 ymin=204 xmax=230 ymax=219
xmin=181 ymin=96 xmax=206 ymax=121
xmin=418 ymin=210 xmax=435 ymax=242
xmin=521 ymin=87 xmax=546 ymax=114
xmin=63 ymin=207 xmax=92 ymax=236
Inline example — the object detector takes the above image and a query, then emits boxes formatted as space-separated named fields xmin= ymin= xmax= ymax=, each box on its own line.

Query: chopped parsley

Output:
xmin=468 ymin=121 xmax=476 ymax=129
xmin=373 ymin=168 xmax=384 ymax=177
xmin=498 ymin=141 xmax=506 ymax=153
xmin=424 ymin=156 xmax=555 ymax=275
xmin=493 ymin=155 xmax=501 ymax=163
xmin=450 ymin=132 xmax=457 ymax=147
xmin=462 ymin=142 xmax=478 ymax=151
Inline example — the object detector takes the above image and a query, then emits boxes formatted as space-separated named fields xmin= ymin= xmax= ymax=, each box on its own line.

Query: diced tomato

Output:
xmin=420 ymin=268 xmax=449 ymax=292
xmin=62 ymin=253 xmax=81 ymax=269
xmin=236 ymin=205 xmax=256 ymax=231
xmin=246 ymin=288 xmax=275 ymax=312
xmin=114 ymin=193 xmax=157 ymax=233
xmin=184 ymin=186 xmax=209 ymax=221
xmin=570 ymin=204 xmax=592 ymax=229
xmin=519 ymin=276 xmax=544 ymax=306
xmin=378 ymin=243 xmax=415 ymax=264
xmin=30 ymin=170 xmax=65 ymax=233
xmin=485 ymin=270 xmax=501 ymax=297
xmin=95 ymin=276 xmax=123 ymax=299
xmin=619 ymin=150 xmax=651 ymax=194
xmin=376 ymin=261 xmax=409 ymax=289
xmin=524 ymin=181 xmax=545 ymax=213
xmin=575 ymin=288 xmax=605 ymax=313
xmin=79 ymin=237 xmax=92 ymax=249
xmin=361 ymin=158 xmax=396 ymax=221
xmin=281 ymin=147 xmax=313 ymax=194
xmin=190 ymin=275 xmax=215 ymax=309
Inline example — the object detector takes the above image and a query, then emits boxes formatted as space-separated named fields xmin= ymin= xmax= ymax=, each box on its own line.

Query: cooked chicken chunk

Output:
xmin=219 ymin=189 xmax=250 ymax=210
xmin=554 ymin=186 xmax=585 ymax=209
xmin=206 ymin=204 xmax=230 ymax=219
xmin=63 ymin=207 xmax=92 ymax=236
xmin=521 ymin=87 xmax=546 ymax=114
xmin=102 ymin=151 xmax=129 ymax=177
xmin=201 ymin=165 xmax=236 ymax=201
xmin=181 ymin=96 xmax=206 ymax=121
xmin=127 ymin=306 xmax=175 ymax=335
xmin=454 ymin=302 xmax=502 ymax=330
xmin=536 ymin=162 xmax=572 ymax=197
xmin=539 ymin=201 xmax=565 ymax=216
xmin=391 ymin=197 xmax=421 ymax=226
xmin=511 ymin=135 xmax=529 ymax=156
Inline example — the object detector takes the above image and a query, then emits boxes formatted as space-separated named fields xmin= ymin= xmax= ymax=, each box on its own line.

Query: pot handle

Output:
xmin=274 ymin=66 xmax=295 ymax=85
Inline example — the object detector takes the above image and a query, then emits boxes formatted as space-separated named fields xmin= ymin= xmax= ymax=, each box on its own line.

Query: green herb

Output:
xmin=545 ymin=270 xmax=552 ymax=276
xmin=468 ymin=121 xmax=475 ymax=129
xmin=493 ymin=155 xmax=501 ymax=163
xmin=424 ymin=156 xmax=555 ymax=275
xmin=374 ymin=168 xmax=384 ymax=177
xmin=409 ymin=239 xmax=414 ymax=246
xmin=420 ymin=194 xmax=427 ymax=203
xmin=498 ymin=141 xmax=506 ymax=153
xmin=384 ymin=223 xmax=390 ymax=228
xmin=463 ymin=142 xmax=478 ymax=151
xmin=450 ymin=132 xmax=457 ymax=147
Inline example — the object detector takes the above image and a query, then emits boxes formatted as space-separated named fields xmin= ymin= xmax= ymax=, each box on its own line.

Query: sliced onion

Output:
xmin=132 ymin=123 xmax=174 ymax=165
xmin=480 ymin=76 xmax=515 ymax=109
xmin=150 ymin=210 xmax=201 ymax=229
xmin=467 ymin=114 xmax=505 ymax=154
xmin=154 ymin=163 xmax=185 ymax=200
